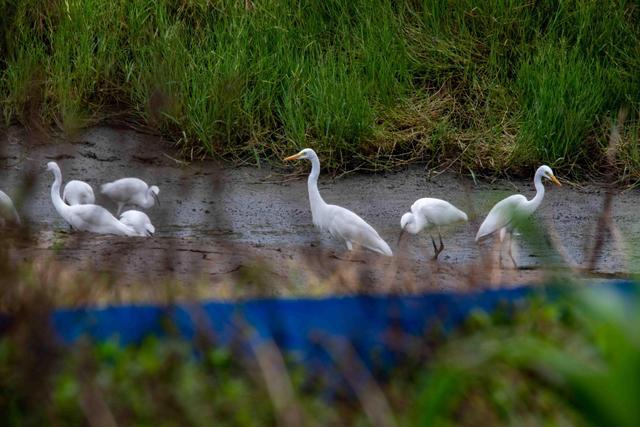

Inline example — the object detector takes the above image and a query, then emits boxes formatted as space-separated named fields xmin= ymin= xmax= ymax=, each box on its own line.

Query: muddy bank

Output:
xmin=1 ymin=126 xmax=637 ymax=297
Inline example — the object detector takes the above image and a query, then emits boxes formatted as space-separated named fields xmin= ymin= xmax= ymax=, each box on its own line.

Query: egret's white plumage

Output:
xmin=284 ymin=148 xmax=392 ymax=256
xmin=399 ymin=198 xmax=468 ymax=259
xmin=0 ymin=190 xmax=20 ymax=226
xmin=475 ymin=165 xmax=561 ymax=266
xmin=120 ymin=210 xmax=155 ymax=237
xmin=101 ymin=178 xmax=160 ymax=215
xmin=48 ymin=162 xmax=136 ymax=236
xmin=63 ymin=180 xmax=95 ymax=206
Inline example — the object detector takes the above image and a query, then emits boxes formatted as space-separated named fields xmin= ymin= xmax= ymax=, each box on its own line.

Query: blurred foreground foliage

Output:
xmin=1 ymin=286 xmax=639 ymax=426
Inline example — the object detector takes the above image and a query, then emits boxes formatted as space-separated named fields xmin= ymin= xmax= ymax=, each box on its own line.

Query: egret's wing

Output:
xmin=411 ymin=198 xmax=468 ymax=227
xmin=70 ymin=204 xmax=135 ymax=236
xmin=475 ymin=195 xmax=527 ymax=241
xmin=119 ymin=210 xmax=135 ymax=222
xmin=327 ymin=206 xmax=375 ymax=240
xmin=413 ymin=199 xmax=454 ymax=220
xmin=120 ymin=210 xmax=154 ymax=236
xmin=101 ymin=178 xmax=145 ymax=198
xmin=64 ymin=181 xmax=91 ymax=205
xmin=82 ymin=190 xmax=96 ymax=204
xmin=327 ymin=205 xmax=392 ymax=255
xmin=78 ymin=182 xmax=95 ymax=204
xmin=69 ymin=205 xmax=114 ymax=227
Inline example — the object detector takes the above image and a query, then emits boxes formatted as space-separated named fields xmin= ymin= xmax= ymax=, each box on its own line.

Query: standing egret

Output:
xmin=0 ymin=190 xmax=20 ymax=226
xmin=284 ymin=148 xmax=392 ymax=256
xmin=101 ymin=178 xmax=160 ymax=215
xmin=475 ymin=165 xmax=561 ymax=266
xmin=63 ymin=180 xmax=95 ymax=205
xmin=119 ymin=210 xmax=155 ymax=237
xmin=399 ymin=198 xmax=468 ymax=259
xmin=48 ymin=162 xmax=136 ymax=236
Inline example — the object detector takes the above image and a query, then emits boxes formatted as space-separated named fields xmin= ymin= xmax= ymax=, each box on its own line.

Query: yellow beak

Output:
xmin=283 ymin=152 xmax=303 ymax=161
xmin=550 ymin=175 xmax=561 ymax=186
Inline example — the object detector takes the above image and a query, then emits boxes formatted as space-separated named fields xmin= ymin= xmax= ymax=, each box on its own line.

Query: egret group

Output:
xmin=284 ymin=148 xmax=560 ymax=266
xmin=0 ymin=150 xmax=561 ymax=267
xmin=46 ymin=161 xmax=158 ymax=237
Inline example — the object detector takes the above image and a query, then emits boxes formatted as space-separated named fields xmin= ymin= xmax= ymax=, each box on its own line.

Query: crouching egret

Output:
xmin=284 ymin=148 xmax=392 ymax=256
xmin=48 ymin=162 xmax=136 ymax=236
xmin=399 ymin=198 xmax=468 ymax=260
xmin=0 ymin=190 xmax=20 ymax=226
xmin=101 ymin=178 xmax=160 ymax=215
xmin=120 ymin=210 xmax=155 ymax=237
xmin=475 ymin=165 xmax=561 ymax=267
xmin=63 ymin=180 xmax=95 ymax=205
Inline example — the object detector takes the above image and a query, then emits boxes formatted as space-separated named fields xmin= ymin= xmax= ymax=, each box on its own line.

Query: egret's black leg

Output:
xmin=432 ymin=232 xmax=444 ymax=260
xmin=430 ymin=234 xmax=438 ymax=253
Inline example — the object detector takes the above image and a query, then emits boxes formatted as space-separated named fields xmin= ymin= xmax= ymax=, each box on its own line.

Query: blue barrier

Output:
xmin=53 ymin=285 xmax=534 ymax=344
xmin=8 ymin=280 xmax=635 ymax=372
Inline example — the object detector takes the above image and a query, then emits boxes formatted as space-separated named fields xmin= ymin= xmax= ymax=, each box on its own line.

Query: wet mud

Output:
xmin=1 ymin=126 xmax=637 ymax=298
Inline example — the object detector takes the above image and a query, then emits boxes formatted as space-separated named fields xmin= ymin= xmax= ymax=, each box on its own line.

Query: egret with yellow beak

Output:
xmin=284 ymin=148 xmax=392 ymax=256
xmin=476 ymin=165 xmax=561 ymax=267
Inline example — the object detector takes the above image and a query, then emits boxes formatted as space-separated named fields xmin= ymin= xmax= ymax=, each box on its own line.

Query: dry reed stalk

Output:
xmin=587 ymin=108 xmax=628 ymax=271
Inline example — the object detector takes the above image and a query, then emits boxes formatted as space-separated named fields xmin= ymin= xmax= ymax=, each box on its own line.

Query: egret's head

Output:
xmin=539 ymin=165 xmax=561 ymax=186
xmin=283 ymin=148 xmax=316 ymax=161
xmin=398 ymin=212 xmax=415 ymax=245
xmin=46 ymin=161 xmax=60 ymax=174
xmin=149 ymin=185 xmax=160 ymax=205
xmin=400 ymin=212 xmax=414 ymax=231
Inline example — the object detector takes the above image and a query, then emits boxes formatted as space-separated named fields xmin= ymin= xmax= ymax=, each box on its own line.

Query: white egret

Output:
xmin=119 ymin=210 xmax=155 ymax=237
xmin=284 ymin=148 xmax=392 ymax=256
xmin=101 ymin=178 xmax=160 ymax=215
xmin=475 ymin=165 xmax=561 ymax=266
xmin=399 ymin=198 xmax=468 ymax=259
xmin=0 ymin=190 xmax=20 ymax=226
xmin=48 ymin=162 xmax=136 ymax=236
xmin=63 ymin=180 xmax=95 ymax=205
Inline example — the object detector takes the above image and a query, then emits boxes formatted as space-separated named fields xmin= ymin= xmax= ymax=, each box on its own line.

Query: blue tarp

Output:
xmin=2 ymin=280 xmax=635 ymax=372
xmin=53 ymin=285 xmax=535 ymax=345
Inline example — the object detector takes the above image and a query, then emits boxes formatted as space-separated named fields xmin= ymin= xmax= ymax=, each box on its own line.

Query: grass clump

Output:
xmin=516 ymin=42 xmax=610 ymax=167
xmin=1 ymin=0 xmax=639 ymax=176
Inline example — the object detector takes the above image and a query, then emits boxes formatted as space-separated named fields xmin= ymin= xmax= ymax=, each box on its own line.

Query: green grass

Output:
xmin=1 ymin=0 xmax=639 ymax=175
xmin=516 ymin=42 xmax=611 ymax=167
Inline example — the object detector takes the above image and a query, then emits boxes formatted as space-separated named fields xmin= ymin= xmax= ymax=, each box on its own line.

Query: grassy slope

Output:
xmin=1 ymin=0 xmax=639 ymax=176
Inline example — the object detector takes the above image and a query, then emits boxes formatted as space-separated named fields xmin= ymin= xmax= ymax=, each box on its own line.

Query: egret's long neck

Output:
xmin=50 ymin=168 xmax=68 ymax=217
xmin=527 ymin=171 xmax=546 ymax=214
xmin=307 ymin=154 xmax=327 ymax=219
xmin=145 ymin=188 xmax=155 ymax=207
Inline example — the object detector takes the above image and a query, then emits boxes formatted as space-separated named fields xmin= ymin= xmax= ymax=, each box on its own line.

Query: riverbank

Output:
xmin=2 ymin=1 xmax=639 ymax=176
